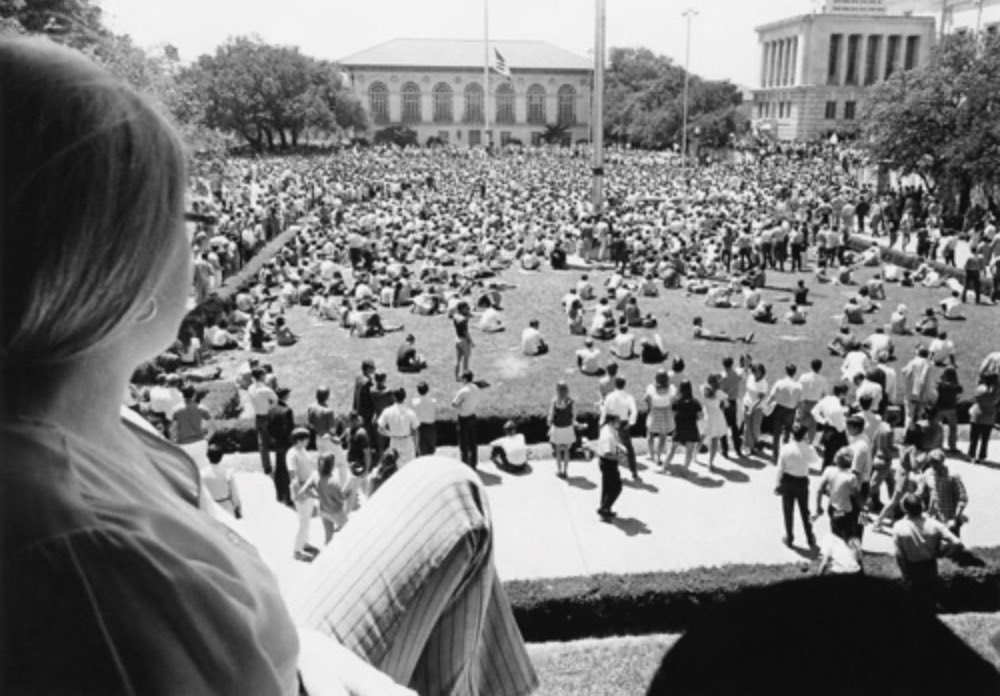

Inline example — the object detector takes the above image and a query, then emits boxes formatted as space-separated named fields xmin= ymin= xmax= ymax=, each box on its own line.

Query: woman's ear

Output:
xmin=135 ymin=299 xmax=158 ymax=324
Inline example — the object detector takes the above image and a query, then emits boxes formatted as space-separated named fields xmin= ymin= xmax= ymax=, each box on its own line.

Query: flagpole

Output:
xmin=592 ymin=0 xmax=606 ymax=215
xmin=484 ymin=0 xmax=490 ymax=149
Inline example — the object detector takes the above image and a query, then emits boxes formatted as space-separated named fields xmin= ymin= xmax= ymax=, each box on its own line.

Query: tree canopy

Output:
xmin=863 ymin=31 xmax=1000 ymax=214
xmin=603 ymin=46 xmax=749 ymax=150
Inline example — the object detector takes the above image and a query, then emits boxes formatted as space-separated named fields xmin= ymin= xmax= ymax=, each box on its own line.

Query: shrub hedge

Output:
xmin=503 ymin=547 xmax=1000 ymax=642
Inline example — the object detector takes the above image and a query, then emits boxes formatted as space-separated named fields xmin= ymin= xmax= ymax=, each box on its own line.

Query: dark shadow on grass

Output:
xmin=606 ymin=515 xmax=651 ymax=536
xmin=968 ymin=458 xmax=1000 ymax=471
xmin=622 ymin=477 xmax=660 ymax=493
xmin=565 ymin=475 xmax=597 ymax=491
xmin=496 ymin=462 xmax=534 ymax=476
xmin=474 ymin=379 xmax=492 ymax=389
xmin=950 ymin=548 xmax=987 ymax=568
xmin=477 ymin=469 xmax=503 ymax=486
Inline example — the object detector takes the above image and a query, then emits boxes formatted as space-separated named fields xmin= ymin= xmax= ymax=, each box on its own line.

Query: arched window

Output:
xmin=369 ymin=82 xmax=389 ymax=125
xmin=557 ymin=84 xmax=576 ymax=126
xmin=401 ymin=82 xmax=421 ymax=124
xmin=463 ymin=83 xmax=484 ymax=124
xmin=432 ymin=82 xmax=453 ymax=123
xmin=526 ymin=84 xmax=546 ymax=124
xmin=495 ymin=83 xmax=515 ymax=124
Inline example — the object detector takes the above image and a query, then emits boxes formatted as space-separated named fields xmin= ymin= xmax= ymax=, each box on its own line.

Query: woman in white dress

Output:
xmin=743 ymin=362 xmax=770 ymax=454
xmin=643 ymin=370 xmax=675 ymax=468
xmin=701 ymin=374 xmax=728 ymax=472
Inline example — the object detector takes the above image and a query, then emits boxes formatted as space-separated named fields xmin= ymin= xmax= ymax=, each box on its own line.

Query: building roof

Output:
xmin=339 ymin=38 xmax=591 ymax=71
xmin=756 ymin=11 xmax=934 ymax=32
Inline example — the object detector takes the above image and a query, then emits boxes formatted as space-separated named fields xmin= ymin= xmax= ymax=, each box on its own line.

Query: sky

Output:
xmin=98 ymin=0 xmax=820 ymax=87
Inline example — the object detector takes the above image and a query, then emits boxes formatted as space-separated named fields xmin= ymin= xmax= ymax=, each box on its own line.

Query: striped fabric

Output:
xmin=288 ymin=456 xmax=538 ymax=696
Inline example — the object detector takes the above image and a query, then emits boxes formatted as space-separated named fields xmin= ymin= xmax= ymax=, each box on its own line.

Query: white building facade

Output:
xmin=339 ymin=39 xmax=593 ymax=147
xmin=884 ymin=0 xmax=1000 ymax=35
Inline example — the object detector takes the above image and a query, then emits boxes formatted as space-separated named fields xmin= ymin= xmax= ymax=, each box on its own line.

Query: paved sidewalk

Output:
xmin=229 ymin=437 xmax=1000 ymax=591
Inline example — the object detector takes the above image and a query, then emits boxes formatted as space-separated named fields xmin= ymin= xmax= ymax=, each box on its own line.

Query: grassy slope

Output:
xmin=216 ymin=260 xmax=994 ymax=425
xmin=528 ymin=614 xmax=1000 ymax=695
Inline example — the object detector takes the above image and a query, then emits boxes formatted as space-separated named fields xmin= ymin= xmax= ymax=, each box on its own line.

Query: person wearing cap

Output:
xmin=266 ymin=386 xmax=295 ymax=505
xmin=490 ymin=421 xmax=528 ymax=472
xmin=288 ymin=427 xmax=319 ymax=561
xmin=377 ymin=388 xmax=419 ymax=467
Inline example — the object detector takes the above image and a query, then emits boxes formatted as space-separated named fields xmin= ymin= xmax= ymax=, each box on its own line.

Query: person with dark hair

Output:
xmin=412 ymin=381 xmax=438 ymax=456
xmin=718 ymin=356 xmax=746 ymax=458
xmin=267 ymin=386 xmax=295 ymax=506
xmin=202 ymin=443 xmax=242 ymax=519
xmin=289 ymin=427 xmax=319 ymax=562
xmin=775 ymin=423 xmax=818 ymax=549
xmin=893 ymin=493 xmax=964 ymax=607
xmin=307 ymin=386 xmax=336 ymax=455
xmin=767 ymin=363 xmax=802 ymax=463
xmin=602 ymin=375 xmax=639 ymax=481
xmin=968 ymin=377 xmax=1000 ymax=463
xmin=452 ymin=300 xmax=474 ymax=380
xmin=248 ymin=366 xmax=278 ymax=475
xmin=169 ymin=384 xmax=211 ymax=461
xmin=934 ymin=367 xmax=963 ymax=451
xmin=919 ymin=450 xmax=969 ymax=538
xmin=596 ymin=412 xmax=625 ymax=521
xmin=346 ymin=410 xmax=373 ymax=490
xmin=396 ymin=333 xmax=427 ymax=372
xmin=520 ymin=318 xmax=549 ymax=356
xmin=352 ymin=359 xmax=376 ymax=451
xmin=646 ymin=575 xmax=1000 ymax=695
xmin=663 ymin=380 xmax=703 ymax=475
xmin=377 ymin=388 xmax=419 ymax=467
xmin=902 ymin=345 xmax=937 ymax=426
xmin=452 ymin=371 xmax=480 ymax=469
xmin=814 ymin=447 xmax=860 ymax=543
xmin=490 ymin=420 xmax=528 ymax=471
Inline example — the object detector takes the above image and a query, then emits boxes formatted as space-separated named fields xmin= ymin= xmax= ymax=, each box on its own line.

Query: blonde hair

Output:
xmin=0 ymin=38 xmax=187 ymax=367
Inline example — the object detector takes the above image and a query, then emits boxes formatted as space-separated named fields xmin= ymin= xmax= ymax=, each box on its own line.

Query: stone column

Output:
xmin=761 ymin=41 xmax=770 ymax=87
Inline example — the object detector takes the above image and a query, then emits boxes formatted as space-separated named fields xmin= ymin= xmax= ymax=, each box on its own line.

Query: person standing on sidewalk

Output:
xmin=775 ymin=423 xmax=818 ymax=549
xmin=963 ymin=249 xmax=983 ymax=304
xmin=718 ymin=356 xmax=745 ymax=459
xmin=306 ymin=386 xmax=336 ymax=455
xmin=797 ymin=359 xmax=829 ymax=445
xmin=892 ymin=493 xmax=963 ymax=607
xmin=452 ymin=371 xmax=480 ymax=469
xmin=596 ymin=413 xmax=625 ymax=521
xmin=602 ymin=376 xmax=640 ymax=481
xmin=248 ymin=367 xmax=277 ymax=475
xmin=412 ymin=381 xmax=438 ymax=456
xmin=267 ymin=386 xmax=295 ymax=505
xmin=767 ymin=364 xmax=803 ymax=463
xmin=288 ymin=428 xmax=319 ymax=562
xmin=377 ymin=388 xmax=419 ymax=468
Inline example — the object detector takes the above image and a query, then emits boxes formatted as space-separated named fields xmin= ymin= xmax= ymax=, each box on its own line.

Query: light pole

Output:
xmin=681 ymin=8 xmax=698 ymax=168
xmin=592 ymin=0 xmax=606 ymax=215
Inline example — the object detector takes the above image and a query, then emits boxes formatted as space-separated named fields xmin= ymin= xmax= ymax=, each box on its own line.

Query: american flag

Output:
xmin=493 ymin=48 xmax=511 ymax=78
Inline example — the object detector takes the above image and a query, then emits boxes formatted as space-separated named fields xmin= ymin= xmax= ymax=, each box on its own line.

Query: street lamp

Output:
xmin=681 ymin=8 xmax=698 ymax=167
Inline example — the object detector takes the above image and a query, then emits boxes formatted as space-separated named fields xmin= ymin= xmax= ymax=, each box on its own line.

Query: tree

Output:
xmin=0 ymin=0 xmax=108 ymax=48
xmin=603 ymin=46 xmax=747 ymax=150
xmin=863 ymin=31 xmax=1000 ymax=215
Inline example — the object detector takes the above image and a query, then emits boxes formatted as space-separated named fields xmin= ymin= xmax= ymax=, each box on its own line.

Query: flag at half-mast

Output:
xmin=492 ymin=48 xmax=511 ymax=78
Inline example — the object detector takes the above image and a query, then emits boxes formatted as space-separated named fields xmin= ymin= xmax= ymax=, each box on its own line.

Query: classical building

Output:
xmin=338 ymin=38 xmax=592 ymax=147
xmin=752 ymin=11 xmax=935 ymax=140
xmin=884 ymin=0 xmax=1000 ymax=35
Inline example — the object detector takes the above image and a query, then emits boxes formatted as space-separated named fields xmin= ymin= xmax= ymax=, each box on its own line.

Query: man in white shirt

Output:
xmin=577 ymin=274 xmax=595 ymax=300
xmin=478 ymin=302 xmax=505 ymax=333
xmin=812 ymin=382 xmax=849 ymax=471
xmin=576 ymin=338 xmax=603 ymax=375
xmin=863 ymin=327 xmax=894 ymax=362
xmin=775 ymin=423 xmax=818 ymax=548
xmin=520 ymin=319 xmax=548 ymax=356
xmin=602 ymin=376 xmax=639 ymax=480
xmin=490 ymin=420 xmax=528 ymax=471
xmin=452 ymin=371 xmax=480 ymax=468
xmin=611 ymin=324 xmax=636 ymax=359
xmin=377 ymin=388 xmax=419 ymax=466
xmin=797 ymin=359 xmax=829 ymax=442
xmin=248 ymin=367 xmax=278 ymax=474
xmin=411 ymin=381 xmax=438 ymax=456
xmin=928 ymin=331 xmax=956 ymax=367
xmin=939 ymin=291 xmax=963 ymax=319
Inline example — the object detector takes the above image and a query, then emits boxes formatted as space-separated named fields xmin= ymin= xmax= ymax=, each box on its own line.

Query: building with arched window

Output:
xmin=340 ymin=38 xmax=592 ymax=146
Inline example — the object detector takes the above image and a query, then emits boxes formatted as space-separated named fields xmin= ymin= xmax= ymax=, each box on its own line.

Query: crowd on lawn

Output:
xmin=141 ymin=144 xmax=1000 ymax=602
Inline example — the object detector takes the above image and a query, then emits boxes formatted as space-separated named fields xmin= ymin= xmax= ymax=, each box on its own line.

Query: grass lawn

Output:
xmin=528 ymin=614 xmax=1000 ymax=695
xmin=213 ymin=259 xmax=997 ymax=427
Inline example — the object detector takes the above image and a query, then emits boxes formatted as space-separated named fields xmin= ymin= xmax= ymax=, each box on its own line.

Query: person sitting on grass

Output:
xmin=490 ymin=420 xmax=529 ymax=472
xmin=915 ymin=307 xmax=940 ymax=337
xmin=611 ymin=323 xmax=637 ymax=359
xmin=640 ymin=334 xmax=668 ymax=364
xmin=576 ymin=338 xmax=604 ymax=375
xmin=752 ymin=302 xmax=778 ymax=324
xmin=693 ymin=316 xmax=754 ymax=344
xmin=814 ymin=261 xmax=832 ymax=284
xmin=793 ymin=279 xmax=810 ymax=306
xmin=939 ymin=290 xmax=963 ymax=320
xmin=785 ymin=304 xmax=807 ymax=325
xmin=577 ymin=273 xmax=596 ymax=300
xmin=842 ymin=297 xmax=865 ymax=326
xmin=854 ymin=286 xmax=879 ymax=313
xmin=639 ymin=273 xmax=660 ymax=297
xmin=828 ymin=326 xmax=860 ymax=357
xmin=520 ymin=319 xmax=549 ymax=356
xmin=567 ymin=297 xmax=587 ymax=335
xmin=477 ymin=298 xmax=505 ymax=333
xmin=622 ymin=296 xmax=643 ymax=327
xmin=396 ymin=333 xmax=427 ymax=373
xmin=274 ymin=316 xmax=298 ymax=347
xmin=890 ymin=304 xmax=909 ymax=334
xmin=589 ymin=298 xmax=616 ymax=340
xmin=863 ymin=326 xmax=894 ymax=362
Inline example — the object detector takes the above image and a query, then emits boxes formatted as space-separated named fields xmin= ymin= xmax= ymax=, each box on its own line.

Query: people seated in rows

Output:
xmin=396 ymin=334 xmax=427 ymax=372
xmin=576 ymin=338 xmax=604 ymax=375
xmin=520 ymin=319 xmax=548 ymax=356
xmin=490 ymin=420 xmax=528 ymax=472
xmin=692 ymin=316 xmax=754 ymax=344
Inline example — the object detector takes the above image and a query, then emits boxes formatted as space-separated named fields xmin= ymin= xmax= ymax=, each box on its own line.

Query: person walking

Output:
xmin=351 ymin=358 xmax=376 ymax=453
xmin=412 ymin=381 xmax=438 ymax=456
xmin=266 ymin=386 xmax=295 ymax=505
xmin=248 ymin=366 xmax=277 ymax=475
xmin=643 ymin=370 xmax=675 ymax=469
xmin=775 ymin=423 xmax=818 ymax=549
xmin=316 ymin=447 xmax=360 ymax=545
xmin=963 ymin=250 xmax=983 ymax=304
xmin=919 ymin=450 xmax=969 ymax=538
xmin=602 ymin=376 xmax=640 ymax=481
xmin=767 ymin=364 xmax=803 ymax=463
xmin=548 ymin=381 xmax=576 ymax=479
xmin=288 ymin=428 xmax=319 ymax=562
xmin=306 ymin=386 xmax=336 ymax=455
xmin=377 ymin=388 xmax=419 ymax=468
xmin=201 ymin=444 xmax=242 ymax=519
xmin=596 ymin=413 xmax=625 ymax=521
xmin=664 ymin=380 xmax=703 ymax=475
xmin=814 ymin=448 xmax=861 ymax=543
xmin=346 ymin=410 xmax=372 ymax=495
xmin=968 ymin=378 xmax=1000 ymax=463
xmin=933 ymin=368 xmax=963 ymax=453
xmin=718 ymin=356 xmax=745 ymax=458
xmin=892 ymin=493 xmax=963 ymax=607
xmin=452 ymin=370 xmax=480 ymax=469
